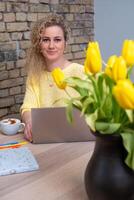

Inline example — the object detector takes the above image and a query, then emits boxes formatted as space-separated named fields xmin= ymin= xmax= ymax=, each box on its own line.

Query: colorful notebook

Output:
xmin=0 ymin=147 xmax=39 ymax=176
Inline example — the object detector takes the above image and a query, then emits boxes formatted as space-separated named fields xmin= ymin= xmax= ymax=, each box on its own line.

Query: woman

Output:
xmin=21 ymin=13 xmax=84 ymax=141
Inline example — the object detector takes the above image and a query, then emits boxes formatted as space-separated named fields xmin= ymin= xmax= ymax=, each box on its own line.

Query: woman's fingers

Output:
xmin=24 ymin=122 xmax=33 ymax=142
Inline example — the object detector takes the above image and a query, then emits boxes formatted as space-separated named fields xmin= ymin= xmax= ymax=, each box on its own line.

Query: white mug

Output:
xmin=0 ymin=118 xmax=25 ymax=135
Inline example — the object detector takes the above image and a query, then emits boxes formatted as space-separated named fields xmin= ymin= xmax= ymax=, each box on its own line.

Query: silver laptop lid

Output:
xmin=31 ymin=107 xmax=95 ymax=144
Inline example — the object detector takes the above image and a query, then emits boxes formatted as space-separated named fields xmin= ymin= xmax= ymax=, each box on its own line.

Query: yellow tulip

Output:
xmin=113 ymin=79 xmax=134 ymax=109
xmin=121 ymin=39 xmax=134 ymax=66
xmin=84 ymin=41 xmax=102 ymax=74
xmin=105 ymin=55 xmax=117 ymax=78
xmin=52 ymin=68 xmax=66 ymax=89
xmin=84 ymin=59 xmax=91 ymax=74
xmin=112 ymin=56 xmax=127 ymax=82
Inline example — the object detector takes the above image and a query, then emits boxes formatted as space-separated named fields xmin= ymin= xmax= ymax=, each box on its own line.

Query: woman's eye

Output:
xmin=42 ymin=38 xmax=49 ymax=42
xmin=54 ymin=38 xmax=62 ymax=42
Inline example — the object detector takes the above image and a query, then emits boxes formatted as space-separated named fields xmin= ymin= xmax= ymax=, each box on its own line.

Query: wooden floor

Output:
xmin=0 ymin=132 xmax=95 ymax=200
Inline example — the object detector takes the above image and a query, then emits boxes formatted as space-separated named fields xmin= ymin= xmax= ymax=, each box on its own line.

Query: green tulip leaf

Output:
xmin=73 ymin=86 xmax=88 ymax=96
xmin=81 ymin=96 xmax=94 ymax=114
xmin=101 ymin=94 xmax=113 ymax=118
xmin=95 ymin=122 xmax=121 ymax=134
xmin=125 ymin=110 xmax=134 ymax=123
xmin=85 ymin=110 xmax=98 ymax=131
xmin=65 ymin=100 xmax=73 ymax=123
xmin=97 ymin=74 xmax=104 ymax=98
xmin=121 ymin=132 xmax=134 ymax=170
xmin=65 ymin=77 xmax=92 ymax=90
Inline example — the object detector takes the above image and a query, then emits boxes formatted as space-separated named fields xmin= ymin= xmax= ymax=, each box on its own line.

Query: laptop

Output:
xmin=31 ymin=107 xmax=95 ymax=144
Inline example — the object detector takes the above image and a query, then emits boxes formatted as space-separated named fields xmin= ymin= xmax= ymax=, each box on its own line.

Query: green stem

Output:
xmin=65 ymin=89 xmax=72 ymax=98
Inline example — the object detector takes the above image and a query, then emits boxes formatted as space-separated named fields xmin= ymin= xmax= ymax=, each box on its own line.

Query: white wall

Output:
xmin=94 ymin=0 xmax=134 ymax=62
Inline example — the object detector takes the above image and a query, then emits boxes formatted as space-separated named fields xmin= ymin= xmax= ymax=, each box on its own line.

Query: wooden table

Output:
xmin=0 ymin=132 xmax=95 ymax=200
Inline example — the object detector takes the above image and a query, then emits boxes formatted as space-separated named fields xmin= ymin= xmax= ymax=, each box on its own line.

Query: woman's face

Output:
xmin=40 ymin=25 xmax=66 ymax=62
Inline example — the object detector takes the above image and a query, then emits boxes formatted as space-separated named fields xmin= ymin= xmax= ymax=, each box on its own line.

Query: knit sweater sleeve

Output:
xmin=20 ymin=77 xmax=40 ymax=115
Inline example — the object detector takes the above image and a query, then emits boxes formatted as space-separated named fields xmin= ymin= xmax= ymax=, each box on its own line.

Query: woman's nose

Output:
xmin=49 ymin=40 xmax=55 ymax=48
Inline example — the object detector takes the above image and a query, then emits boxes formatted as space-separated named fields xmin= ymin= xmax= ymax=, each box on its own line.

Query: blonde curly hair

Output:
xmin=26 ymin=13 xmax=69 ymax=80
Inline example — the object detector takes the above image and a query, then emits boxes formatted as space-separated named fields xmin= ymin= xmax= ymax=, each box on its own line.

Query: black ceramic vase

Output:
xmin=84 ymin=133 xmax=134 ymax=200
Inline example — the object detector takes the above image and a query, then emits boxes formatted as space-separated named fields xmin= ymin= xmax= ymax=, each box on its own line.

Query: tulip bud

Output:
xmin=113 ymin=79 xmax=134 ymax=109
xmin=84 ymin=41 xmax=102 ymax=74
xmin=112 ymin=56 xmax=127 ymax=82
xmin=105 ymin=55 xmax=117 ymax=78
xmin=121 ymin=39 xmax=134 ymax=66
xmin=52 ymin=68 xmax=66 ymax=89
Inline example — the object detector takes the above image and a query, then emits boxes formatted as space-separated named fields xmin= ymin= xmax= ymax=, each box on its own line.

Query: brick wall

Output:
xmin=0 ymin=0 xmax=94 ymax=119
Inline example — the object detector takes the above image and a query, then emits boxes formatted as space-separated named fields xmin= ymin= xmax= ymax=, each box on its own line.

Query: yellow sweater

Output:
xmin=21 ymin=63 xmax=84 ymax=114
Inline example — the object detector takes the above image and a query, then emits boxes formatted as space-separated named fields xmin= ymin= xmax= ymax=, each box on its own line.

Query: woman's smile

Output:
xmin=47 ymin=51 xmax=57 ymax=55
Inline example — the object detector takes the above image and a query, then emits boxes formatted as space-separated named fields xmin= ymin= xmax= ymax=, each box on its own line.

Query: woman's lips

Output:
xmin=47 ymin=51 xmax=57 ymax=55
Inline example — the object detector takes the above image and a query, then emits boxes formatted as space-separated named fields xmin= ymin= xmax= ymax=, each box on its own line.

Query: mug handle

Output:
xmin=18 ymin=123 xmax=25 ymax=133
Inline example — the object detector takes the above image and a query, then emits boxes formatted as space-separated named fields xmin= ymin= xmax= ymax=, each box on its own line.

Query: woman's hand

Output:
xmin=24 ymin=121 xmax=33 ymax=142
xmin=21 ymin=111 xmax=33 ymax=142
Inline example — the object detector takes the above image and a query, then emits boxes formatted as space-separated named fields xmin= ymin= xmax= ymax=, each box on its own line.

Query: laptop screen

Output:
xmin=31 ymin=107 xmax=95 ymax=144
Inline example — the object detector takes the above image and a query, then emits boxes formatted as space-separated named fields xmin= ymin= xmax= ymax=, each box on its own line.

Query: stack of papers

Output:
xmin=0 ymin=147 xmax=39 ymax=176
